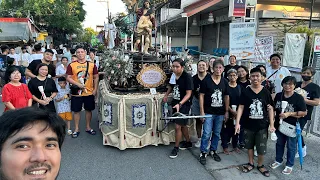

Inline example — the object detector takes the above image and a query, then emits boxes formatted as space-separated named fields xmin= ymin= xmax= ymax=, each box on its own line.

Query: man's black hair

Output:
xmin=0 ymin=45 xmax=9 ymax=53
xmin=44 ymin=49 xmax=54 ymax=55
xmin=70 ymin=49 xmax=76 ymax=54
xmin=58 ymin=76 xmax=66 ymax=82
xmin=250 ymin=67 xmax=262 ymax=75
xmin=281 ymin=76 xmax=297 ymax=86
xmin=75 ymin=45 xmax=85 ymax=51
xmin=34 ymin=44 xmax=42 ymax=51
xmin=0 ymin=107 xmax=66 ymax=152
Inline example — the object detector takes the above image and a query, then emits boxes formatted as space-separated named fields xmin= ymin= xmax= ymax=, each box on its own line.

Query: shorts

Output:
xmin=244 ymin=128 xmax=268 ymax=155
xmin=191 ymin=97 xmax=200 ymax=115
xmin=58 ymin=112 xmax=73 ymax=121
xmin=173 ymin=104 xmax=191 ymax=126
xmin=71 ymin=95 xmax=95 ymax=112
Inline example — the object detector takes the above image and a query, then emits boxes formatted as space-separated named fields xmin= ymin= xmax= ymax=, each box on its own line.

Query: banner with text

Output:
xmin=254 ymin=36 xmax=274 ymax=63
xmin=229 ymin=22 xmax=256 ymax=60
xmin=283 ymin=33 xmax=307 ymax=69
xmin=314 ymin=35 xmax=320 ymax=52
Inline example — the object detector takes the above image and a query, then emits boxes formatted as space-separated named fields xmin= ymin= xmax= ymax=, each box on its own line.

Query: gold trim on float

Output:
xmin=136 ymin=64 xmax=167 ymax=88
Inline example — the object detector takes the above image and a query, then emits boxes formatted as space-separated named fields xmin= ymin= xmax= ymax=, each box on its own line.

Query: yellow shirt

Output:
xmin=66 ymin=61 xmax=98 ymax=96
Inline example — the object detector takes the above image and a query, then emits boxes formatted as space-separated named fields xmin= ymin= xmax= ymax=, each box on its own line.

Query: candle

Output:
xmin=131 ymin=34 xmax=134 ymax=52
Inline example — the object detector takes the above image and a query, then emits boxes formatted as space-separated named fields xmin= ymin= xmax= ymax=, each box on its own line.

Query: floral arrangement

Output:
xmin=174 ymin=49 xmax=194 ymax=73
xmin=100 ymin=50 xmax=134 ymax=87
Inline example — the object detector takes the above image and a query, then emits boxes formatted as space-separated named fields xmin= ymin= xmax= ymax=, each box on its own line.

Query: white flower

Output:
xmin=47 ymin=74 xmax=51 ymax=78
xmin=106 ymin=62 xmax=110 ymax=66
xmin=124 ymin=55 xmax=129 ymax=61
xmin=125 ymin=70 xmax=128 ymax=74
xmin=114 ymin=81 xmax=118 ymax=85
xmin=111 ymin=70 xmax=114 ymax=74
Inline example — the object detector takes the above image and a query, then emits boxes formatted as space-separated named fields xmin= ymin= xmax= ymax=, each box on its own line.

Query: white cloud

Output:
xmin=82 ymin=0 xmax=126 ymax=29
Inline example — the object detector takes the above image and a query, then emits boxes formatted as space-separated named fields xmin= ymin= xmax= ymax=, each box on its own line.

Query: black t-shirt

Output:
xmin=239 ymin=86 xmax=274 ymax=132
xmin=27 ymin=60 xmax=56 ymax=77
xmin=28 ymin=77 xmax=58 ymax=112
xmin=200 ymin=75 xmax=229 ymax=115
xmin=0 ymin=54 xmax=13 ymax=70
xmin=238 ymin=79 xmax=250 ymax=91
xmin=296 ymin=82 xmax=320 ymax=120
xmin=224 ymin=64 xmax=239 ymax=79
xmin=192 ymin=73 xmax=209 ymax=99
xmin=228 ymin=84 xmax=241 ymax=120
xmin=274 ymin=92 xmax=306 ymax=129
xmin=170 ymin=71 xmax=193 ymax=106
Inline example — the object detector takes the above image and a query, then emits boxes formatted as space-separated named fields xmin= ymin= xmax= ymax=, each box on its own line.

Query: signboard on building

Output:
xmin=254 ymin=36 xmax=274 ymax=63
xmin=229 ymin=22 xmax=256 ymax=60
xmin=246 ymin=0 xmax=257 ymax=6
xmin=228 ymin=0 xmax=247 ymax=17
xmin=233 ymin=0 xmax=246 ymax=17
xmin=314 ymin=35 xmax=320 ymax=52
xmin=283 ymin=33 xmax=307 ymax=69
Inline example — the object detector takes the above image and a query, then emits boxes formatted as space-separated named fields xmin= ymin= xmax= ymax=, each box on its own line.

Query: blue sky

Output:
xmin=82 ymin=0 xmax=126 ymax=29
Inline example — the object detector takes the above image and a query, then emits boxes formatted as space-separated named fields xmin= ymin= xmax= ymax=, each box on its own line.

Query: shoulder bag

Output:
xmin=278 ymin=92 xmax=297 ymax=137
xmin=70 ymin=61 xmax=89 ymax=95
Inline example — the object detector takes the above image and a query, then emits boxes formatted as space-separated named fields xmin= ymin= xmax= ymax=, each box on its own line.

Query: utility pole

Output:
xmin=309 ymin=0 xmax=315 ymax=28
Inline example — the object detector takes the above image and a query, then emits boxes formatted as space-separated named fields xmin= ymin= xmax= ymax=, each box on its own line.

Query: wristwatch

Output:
xmin=178 ymin=102 xmax=182 ymax=107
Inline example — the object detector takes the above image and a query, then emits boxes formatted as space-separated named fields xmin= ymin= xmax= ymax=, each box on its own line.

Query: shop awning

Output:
xmin=183 ymin=0 xmax=222 ymax=17
xmin=0 ymin=18 xmax=32 ymax=43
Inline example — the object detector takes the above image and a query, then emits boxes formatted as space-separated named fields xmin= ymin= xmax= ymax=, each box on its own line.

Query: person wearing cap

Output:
xmin=25 ymin=49 xmax=56 ymax=79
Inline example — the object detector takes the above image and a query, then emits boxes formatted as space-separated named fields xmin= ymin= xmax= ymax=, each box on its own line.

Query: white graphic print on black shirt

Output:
xmin=275 ymin=101 xmax=294 ymax=113
xmin=249 ymin=99 xmax=264 ymax=119
xmin=211 ymin=89 xmax=223 ymax=107
xmin=173 ymin=85 xmax=180 ymax=100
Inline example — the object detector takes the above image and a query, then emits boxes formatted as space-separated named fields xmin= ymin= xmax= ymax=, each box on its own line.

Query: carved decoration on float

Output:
xmin=136 ymin=64 xmax=167 ymax=88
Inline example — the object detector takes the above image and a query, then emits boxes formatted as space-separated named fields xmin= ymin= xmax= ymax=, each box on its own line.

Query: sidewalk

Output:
xmin=189 ymin=132 xmax=320 ymax=180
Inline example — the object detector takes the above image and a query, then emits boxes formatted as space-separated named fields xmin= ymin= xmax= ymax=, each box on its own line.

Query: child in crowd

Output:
xmin=55 ymin=77 xmax=72 ymax=135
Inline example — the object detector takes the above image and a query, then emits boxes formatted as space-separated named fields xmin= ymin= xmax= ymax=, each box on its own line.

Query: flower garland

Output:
xmin=100 ymin=50 xmax=134 ymax=87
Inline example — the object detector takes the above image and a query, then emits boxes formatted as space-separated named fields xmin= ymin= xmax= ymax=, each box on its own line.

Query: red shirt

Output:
xmin=2 ymin=83 xmax=33 ymax=112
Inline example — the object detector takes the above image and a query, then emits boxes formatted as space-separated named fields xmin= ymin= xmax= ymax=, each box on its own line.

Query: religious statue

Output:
xmin=134 ymin=9 xmax=154 ymax=54
xmin=123 ymin=0 xmax=138 ymax=10
xmin=105 ymin=17 xmax=117 ymax=49
xmin=133 ymin=0 xmax=155 ymax=54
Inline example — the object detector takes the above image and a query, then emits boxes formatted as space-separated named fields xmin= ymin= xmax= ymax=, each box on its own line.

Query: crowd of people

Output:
xmin=0 ymin=44 xmax=101 ymax=139
xmin=166 ymin=54 xmax=320 ymax=177
xmin=0 ymin=43 xmax=320 ymax=179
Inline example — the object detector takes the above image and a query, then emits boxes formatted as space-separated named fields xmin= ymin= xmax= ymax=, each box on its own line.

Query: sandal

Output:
xmin=223 ymin=148 xmax=230 ymax=155
xmin=257 ymin=165 xmax=270 ymax=177
xmin=86 ymin=129 xmax=96 ymax=135
xmin=72 ymin=132 xmax=80 ymax=138
xmin=241 ymin=163 xmax=254 ymax=173
xmin=282 ymin=166 xmax=293 ymax=175
xmin=270 ymin=161 xmax=282 ymax=169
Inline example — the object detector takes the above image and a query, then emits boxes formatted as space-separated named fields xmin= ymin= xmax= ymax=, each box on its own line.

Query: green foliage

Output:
xmin=0 ymin=0 xmax=86 ymax=40
xmin=113 ymin=13 xmax=133 ymax=35
xmin=75 ymin=27 xmax=98 ymax=44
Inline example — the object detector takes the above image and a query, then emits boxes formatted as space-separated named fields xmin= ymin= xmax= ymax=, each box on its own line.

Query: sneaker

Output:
xmin=67 ymin=129 xmax=73 ymax=135
xmin=169 ymin=147 xmax=179 ymax=159
xmin=209 ymin=151 xmax=221 ymax=162
xmin=179 ymin=141 xmax=192 ymax=150
xmin=199 ymin=152 xmax=207 ymax=165
xmin=195 ymin=139 xmax=201 ymax=148
xmin=295 ymin=146 xmax=307 ymax=158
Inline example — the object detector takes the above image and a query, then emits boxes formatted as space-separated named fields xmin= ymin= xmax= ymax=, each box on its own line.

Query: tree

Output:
xmin=75 ymin=27 xmax=98 ymax=44
xmin=0 ymin=0 xmax=86 ymax=44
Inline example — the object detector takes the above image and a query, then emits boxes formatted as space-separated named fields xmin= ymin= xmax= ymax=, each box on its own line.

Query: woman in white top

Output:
xmin=266 ymin=54 xmax=291 ymax=95
xmin=56 ymin=57 xmax=68 ymax=79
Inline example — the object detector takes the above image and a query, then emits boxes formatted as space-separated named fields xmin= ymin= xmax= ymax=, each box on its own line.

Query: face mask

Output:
xmin=301 ymin=75 xmax=312 ymax=81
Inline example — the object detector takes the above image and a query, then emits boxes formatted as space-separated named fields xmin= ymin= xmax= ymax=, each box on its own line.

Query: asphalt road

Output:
xmin=0 ymin=102 xmax=214 ymax=180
